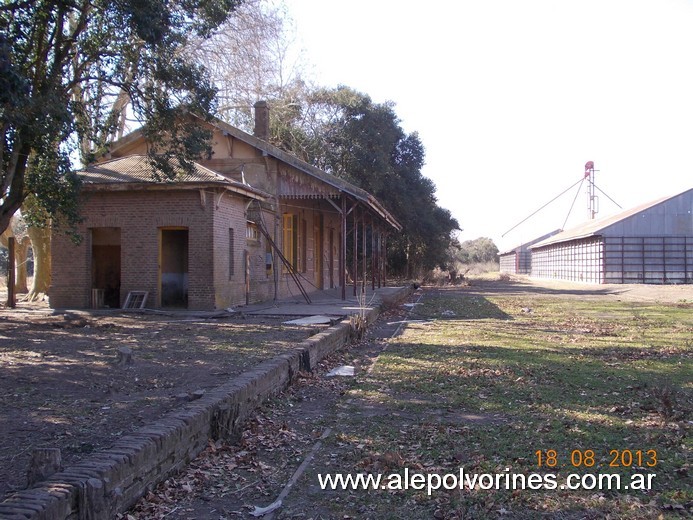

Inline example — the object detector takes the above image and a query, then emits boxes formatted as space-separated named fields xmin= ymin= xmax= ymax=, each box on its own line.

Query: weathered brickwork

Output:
xmin=50 ymin=190 xmax=344 ymax=310
xmin=51 ymin=190 xmax=219 ymax=310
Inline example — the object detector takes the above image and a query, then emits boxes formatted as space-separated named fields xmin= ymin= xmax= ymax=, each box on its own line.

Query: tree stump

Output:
xmin=116 ymin=346 xmax=133 ymax=365
xmin=27 ymin=448 xmax=62 ymax=486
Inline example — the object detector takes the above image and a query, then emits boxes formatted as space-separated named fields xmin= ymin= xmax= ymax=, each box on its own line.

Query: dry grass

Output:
xmin=316 ymin=286 xmax=692 ymax=518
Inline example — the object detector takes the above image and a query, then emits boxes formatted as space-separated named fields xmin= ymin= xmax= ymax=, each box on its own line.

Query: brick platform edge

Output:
xmin=0 ymin=286 xmax=413 ymax=520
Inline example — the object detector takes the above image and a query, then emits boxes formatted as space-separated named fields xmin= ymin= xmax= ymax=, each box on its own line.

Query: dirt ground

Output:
xmin=478 ymin=274 xmax=693 ymax=303
xmin=125 ymin=304 xmax=406 ymax=520
xmin=121 ymin=278 xmax=692 ymax=520
xmin=0 ymin=297 xmax=322 ymax=499
xmin=1 ymin=276 xmax=692 ymax=511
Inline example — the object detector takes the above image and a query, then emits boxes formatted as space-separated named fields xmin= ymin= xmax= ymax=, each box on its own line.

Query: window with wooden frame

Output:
xmin=299 ymin=218 xmax=307 ymax=273
xmin=282 ymin=213 xmax=298 ymax=272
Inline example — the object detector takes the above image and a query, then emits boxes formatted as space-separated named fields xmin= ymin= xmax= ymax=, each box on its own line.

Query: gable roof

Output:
xmin=498 ymin=229 xmax=562 ymax=255
xmin=105 ymin=116 xmax=402 ymax=231
xmin=80 ymin=155 xmax=269 ymax=200
xmin=529 ymin=187 xmax=693 ymax=249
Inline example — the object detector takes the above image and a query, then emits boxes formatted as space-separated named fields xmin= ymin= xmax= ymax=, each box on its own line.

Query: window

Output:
xmin=246 ymin=221 xmax=259 ymax=241
xmin=282 ymin=213 xmax=297 ymax=271
xmin=283 ymin=213 xmax=308 ymax=272
xmin=299 ymin=218 xmax=307 ymax=273
xmin=229 ymin=228 xmax=235 ymax=278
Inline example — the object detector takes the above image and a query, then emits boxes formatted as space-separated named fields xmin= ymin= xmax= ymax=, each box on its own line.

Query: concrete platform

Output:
xmin=240 ymin=285 xmax=410 ymax=318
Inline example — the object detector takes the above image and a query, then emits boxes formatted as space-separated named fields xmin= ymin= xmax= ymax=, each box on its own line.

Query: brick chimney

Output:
xmin=253 ymin=100 xmax=270 ymax=141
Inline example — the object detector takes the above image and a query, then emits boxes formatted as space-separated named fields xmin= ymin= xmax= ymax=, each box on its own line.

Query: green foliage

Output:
xmin=454 ymin=236 xmax=500 ymax=264
xmin=0 ymin=0 xmax=242 ymax=234
xmin=271 ymin=86 xmax=460 ymax=277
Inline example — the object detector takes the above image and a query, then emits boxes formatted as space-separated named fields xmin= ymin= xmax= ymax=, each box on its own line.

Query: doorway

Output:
xmin=91 ymin=227 xmax=121 ymax=308
xmin=160 ymin=228 xmax=189 ymax=308
xmin=313 ymin=214 xmax=324 ymax=289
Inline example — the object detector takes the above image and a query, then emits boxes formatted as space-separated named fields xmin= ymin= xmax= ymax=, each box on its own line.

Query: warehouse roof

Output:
xmin=498 ymin=229 xmax=562 ymax=255
xmin=530 ymin=187 xmax=693 ymax=249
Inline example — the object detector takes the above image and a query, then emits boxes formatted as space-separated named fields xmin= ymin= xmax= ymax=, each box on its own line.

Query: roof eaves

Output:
xmin=212 ymin=118 xmax=402 ymax=230
xmin=102 ymin=117 xmax=402 ymax=231
xmin=82 ymin=180 xmax=268 ymax=200
xmin=529 ymin=230 xmax=601 ymax=249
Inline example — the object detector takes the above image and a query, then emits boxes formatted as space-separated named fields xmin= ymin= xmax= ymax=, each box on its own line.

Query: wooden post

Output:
xmin=7 ymin=236 xmax=16 ymax=308
xmin=27 ymin=448 xmax=62 ymax=486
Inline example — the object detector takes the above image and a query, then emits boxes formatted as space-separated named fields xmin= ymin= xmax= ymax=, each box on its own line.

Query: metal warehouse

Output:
xmin=499 ymin=230 xmax=561 ymax=275
xmin=528 ymin=187 xmax=693 ymax=284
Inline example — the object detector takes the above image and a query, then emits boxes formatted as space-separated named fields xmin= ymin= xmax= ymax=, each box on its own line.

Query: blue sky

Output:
xmin=282 ymin=0 xmax=693 ymax=250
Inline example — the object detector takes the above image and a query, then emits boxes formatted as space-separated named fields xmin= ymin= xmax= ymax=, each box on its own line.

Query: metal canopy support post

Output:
xmin=353 ymin=207 xmax=358 ymax=297
xmin=377 ymin=231 xmax=382 ymax=288
xmin=371 ymin=220 xmax=376 ymax=291
xmin=340 ymin=194 xmax=347 ymax=300
xmin=383 ymin=233 xmax=388 ymax=287
xmin=362 ymin=216 xmax=366 ymax=295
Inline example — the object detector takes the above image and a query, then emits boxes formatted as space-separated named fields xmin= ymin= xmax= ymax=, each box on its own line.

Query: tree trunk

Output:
xmin=0 ymin=219 xmax=30 ymax=293
xmin=23 ymin=226 xmax=51 ymax=302
xmin=14 ymin=236 xmax=30 ymax=293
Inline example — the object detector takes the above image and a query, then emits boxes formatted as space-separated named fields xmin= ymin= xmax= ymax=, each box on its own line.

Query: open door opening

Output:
xmin=91 ymin=227 xmax=121 ymax=308
xmin=160 ymin=228 xmax=189 ymax=308
xmin=313 ymin=214 xmax=324 ymax=289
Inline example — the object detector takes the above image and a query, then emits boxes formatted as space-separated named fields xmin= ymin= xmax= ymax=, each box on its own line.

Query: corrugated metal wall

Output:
xmin=500 ymin=250 xmax=532 ymax=274
xmin=531 ymin=236 xmax=693 ymax=284
xmin=517 ymin=250 xmax=532 ymax=273
xmin=531 ymin=238 xmax=604 ymax=283
xmin=499 ymin=253 xmax=517 ymax=274
xmin=604 ymin=236 xmax=692 ymax=283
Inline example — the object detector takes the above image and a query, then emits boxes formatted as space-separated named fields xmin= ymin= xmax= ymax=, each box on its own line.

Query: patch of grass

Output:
xmin=329 ymin=290 xmax=691 ymax=519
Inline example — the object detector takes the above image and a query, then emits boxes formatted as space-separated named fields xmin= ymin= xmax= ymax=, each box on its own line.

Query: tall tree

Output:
xmin=272 ymin=86 xmax=460 ymax=277
xmin=0 ymin=0 xmax=243 ymax=235
xmin=455 ymin=237 xmax=500 ymax=264
xmin=189 ymin=0 xmax=308 ymax=132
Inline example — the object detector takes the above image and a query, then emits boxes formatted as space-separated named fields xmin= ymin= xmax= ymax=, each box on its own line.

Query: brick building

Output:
xmin=50 ymin=106 xmax=401 ymax=310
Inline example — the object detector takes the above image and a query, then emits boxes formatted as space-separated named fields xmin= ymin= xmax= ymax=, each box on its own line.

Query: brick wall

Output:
xmin=49 ymin=187 xmax=348 ymax=311
xmin=50 ymin=189 xmax=219 ymax=310
xmin=212 ymin=194 xmax=251 ymax=308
